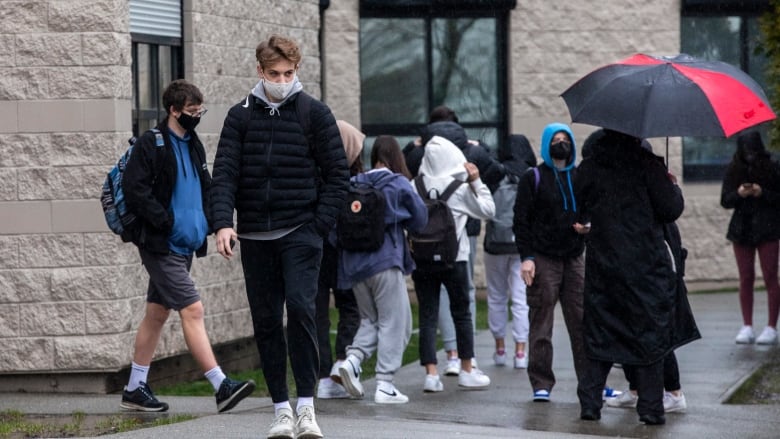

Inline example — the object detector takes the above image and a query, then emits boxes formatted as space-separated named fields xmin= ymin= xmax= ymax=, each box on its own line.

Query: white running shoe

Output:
xmin=756 ymin=326 xmax=778 ymax=345
xmin=605 ymin=389 xmax=637 ymax=408
xmin=493 ymin=351 xmax=507 ymax=366
xmin=338 ymin=355 xmax=364 ymax=398
xmin=316 ymin=378 xmax=350 ymax=399
xmin=458 ymin=368 xmax=490 ymax=389
xmin=375 ymin=384 xmax=409 ymax=404
xmin=663 ymin=391 xmax=687 ymax=413
xmin=735 ymin=325 xmax=755 ymax=344
xmin=267 ymin=407 xmax=296 ymax=439
xmin=295 ymin=405 xmax=323 ymax=439
xmin=423 ymin=374 xmax=444 ymax=392
xmin=444 ymin=357 xmax=460 ymax=376
xmin=514 ymin=352 xmax=528 ymax=369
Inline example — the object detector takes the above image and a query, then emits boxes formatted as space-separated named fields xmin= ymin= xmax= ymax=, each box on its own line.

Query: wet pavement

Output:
xmin=3 ymin=290 xmax=780 ymax=438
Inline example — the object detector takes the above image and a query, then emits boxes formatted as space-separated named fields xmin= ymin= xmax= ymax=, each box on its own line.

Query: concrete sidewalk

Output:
xmin=3 ymin=291 xmax=780 ymax=438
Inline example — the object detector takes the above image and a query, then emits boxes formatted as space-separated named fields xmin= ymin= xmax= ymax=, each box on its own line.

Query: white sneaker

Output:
xmin=267 ymin=407 xmax=295 ymax=439
xmin=663 ymin=391 xmax=687 ymax=413
xmin=375 ymin=384 xmax=409 ymax=404
xmin=756 ymin=326 xmax=778 ymax=345
xmin=338 ymin=355 xmax=364 ymax=398
xmin=316 ymin=378 xmax=350 ymax=399
xmin=458 ymin=368 xmax=490 ymax=389
xmin=605 ymin=389 xmax=637 ymax=408
xmin=514 ymin=352 xmax=528 ymax=369
xmin=329 ymin=360 xmax=344 ymax=384
xmin=295 ymin=405 xmax=323 ymax=439
xmin=444 ymin=357 xmax=460 ymax=376
xmin=735 ymin=325 xmax=755 ymax=344
xmin=423 ymin=374 xmax=444 ymax=392
xmin=493 ymin=351 xmax=507 ymax=366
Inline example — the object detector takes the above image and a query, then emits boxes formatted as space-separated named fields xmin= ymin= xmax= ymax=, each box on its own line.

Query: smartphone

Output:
xmin=229 ymin=239 xmax=236 ymax=250
xmin=742 ymin=183 xmax=753 ymax=188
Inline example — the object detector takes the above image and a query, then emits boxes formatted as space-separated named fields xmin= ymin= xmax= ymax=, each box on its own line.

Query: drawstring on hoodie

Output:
xmin=267 ymin=106 xmax=279 ymax=116
xmin=552 ymin=169 xmax=577 ymax=212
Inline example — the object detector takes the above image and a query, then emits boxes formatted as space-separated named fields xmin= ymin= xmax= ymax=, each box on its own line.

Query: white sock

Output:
xmin=127 ymin=362 xmax=150 ymax=392
xmin=204 ymin=366 xmax=226 ymax=391
xmin=319 ymin=377 xmax=334 ymax=385
xmin=274 ymin=401 xmax=293 ymax=416
xmin=296 ymin=397 xmax=314 ymax=413
xmin=376 ymin=379 xmax=394 ymax=393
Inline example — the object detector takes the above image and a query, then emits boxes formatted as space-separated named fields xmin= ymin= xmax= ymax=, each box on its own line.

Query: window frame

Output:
xmin=359 ymin=4 xmax=511 ymax=152
xmin=680 ymin=2 xmax=770 ymax=181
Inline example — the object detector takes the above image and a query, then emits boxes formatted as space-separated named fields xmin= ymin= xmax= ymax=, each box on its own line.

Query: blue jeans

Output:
xmin=413 ymin=262 xmax=474 ymax=365
xmin=240 ymin=224 xmax=323 ymax=402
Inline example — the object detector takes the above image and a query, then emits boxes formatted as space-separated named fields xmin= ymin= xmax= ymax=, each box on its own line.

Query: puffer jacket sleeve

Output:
xmin=309 ymin=101 xmax=350 ymax=236
xmin=210 ymin=102 xmax=246 ymax=231
xmin=643 ymin=158 xmax=684 ymax=223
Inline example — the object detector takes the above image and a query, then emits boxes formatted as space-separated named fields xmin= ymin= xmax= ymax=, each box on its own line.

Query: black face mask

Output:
xmin=177 ymin=112 xmax=200 ymax=132
xmin=550 ymin=141 xmax=571 ymax=160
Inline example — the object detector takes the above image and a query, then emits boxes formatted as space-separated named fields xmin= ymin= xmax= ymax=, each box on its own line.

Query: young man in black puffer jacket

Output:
xmin=210 ymin=35 xmax=349 ymax=439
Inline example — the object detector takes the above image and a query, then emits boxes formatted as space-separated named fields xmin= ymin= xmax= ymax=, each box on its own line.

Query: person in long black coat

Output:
xmin=574 ymin=129 xmax=698 ymax=425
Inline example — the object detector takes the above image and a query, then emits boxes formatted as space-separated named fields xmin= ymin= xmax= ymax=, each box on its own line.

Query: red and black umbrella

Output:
xmin=561 ymin=53 xmax=776 ymax=139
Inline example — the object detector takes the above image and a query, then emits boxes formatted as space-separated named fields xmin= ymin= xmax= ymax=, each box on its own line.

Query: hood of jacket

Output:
xmin=418 ymin=135 xmax=468 ymax=184
xmin=500 ymin=134 xmax=537 ymax=177
xmin=540 ymin=123 xmax=577 ymax=171
xmin=422 ymin=121 xmax=469 ymax=151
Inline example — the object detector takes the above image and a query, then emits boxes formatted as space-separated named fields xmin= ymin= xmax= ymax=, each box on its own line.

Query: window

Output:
xmin=129 ymin=0 xmax=183 ymax=136
xmin=681 ymin=1 xmax=770 ymax=181
xmin=359 ymin=1 xmax=513 ymax=162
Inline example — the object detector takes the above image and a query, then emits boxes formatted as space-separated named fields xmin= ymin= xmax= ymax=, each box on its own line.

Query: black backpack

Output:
xmin=337 ymin=181 xmax=387 ymax=252
xmin=408 ymin=175 xmax=463 ymax=271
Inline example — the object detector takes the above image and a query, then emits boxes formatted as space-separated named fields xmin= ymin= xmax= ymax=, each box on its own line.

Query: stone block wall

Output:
xmin=0 ymin=0 xmax=324 ymax=385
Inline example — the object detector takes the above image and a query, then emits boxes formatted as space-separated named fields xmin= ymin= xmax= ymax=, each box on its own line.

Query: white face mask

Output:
xmin=263 ymin=75 xmax=296 ymax=100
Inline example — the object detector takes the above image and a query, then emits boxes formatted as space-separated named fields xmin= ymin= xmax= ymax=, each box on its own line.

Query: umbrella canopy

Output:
xmin=561 ymin=53 xmax=776 ymax=139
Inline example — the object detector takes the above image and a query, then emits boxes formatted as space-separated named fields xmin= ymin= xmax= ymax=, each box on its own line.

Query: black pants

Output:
xmin=625 ymin=352 xmax=681 ymax=392
xmin=581 ymin=358 xmax=664 ymax=417
xmin=413 ymin=261 xmax=474 ymax=364
xmin=240 ymin=224 xmax=323 ymax=403
xmin=315 ymin=242 xmax=360 ymax=378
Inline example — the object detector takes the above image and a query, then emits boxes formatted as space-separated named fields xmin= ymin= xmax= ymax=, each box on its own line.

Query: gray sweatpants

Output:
xmin=346 ymin=268 xmax=412 ymax=383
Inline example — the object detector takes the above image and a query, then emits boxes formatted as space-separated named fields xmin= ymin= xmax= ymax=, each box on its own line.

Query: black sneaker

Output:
xmin=120 ymin=382 xmax=169 ymax=412
xmin=216 ymin=377 xmax=256 ymax=413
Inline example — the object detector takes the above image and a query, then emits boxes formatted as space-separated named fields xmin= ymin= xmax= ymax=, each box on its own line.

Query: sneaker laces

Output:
xmin=137 ymin=384 xmax=158 ymax=402
xmin=271 ymin=411 xmax=294 ymax=427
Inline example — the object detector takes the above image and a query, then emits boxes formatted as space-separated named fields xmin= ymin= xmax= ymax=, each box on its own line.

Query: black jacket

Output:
xmin=122 ymin=121 xmax=211 ymax=257
xmin=210 ymin=92 xmax=349 ymax=236
xmin=575 ymin=133 xmax=686 ymax=365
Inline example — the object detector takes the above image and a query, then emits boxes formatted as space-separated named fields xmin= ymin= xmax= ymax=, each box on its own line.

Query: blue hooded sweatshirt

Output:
xmin=335 ymin=168 xmax=428 ymax=289
xmin=167 ymin=130 xmax=208 ymax=255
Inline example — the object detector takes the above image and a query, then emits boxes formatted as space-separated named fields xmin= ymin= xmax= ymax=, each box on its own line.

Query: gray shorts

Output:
xmin=139 ymin=248 xmax=200 ymax=311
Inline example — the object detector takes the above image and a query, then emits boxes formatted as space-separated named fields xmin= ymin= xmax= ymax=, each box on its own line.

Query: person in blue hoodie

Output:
xmin=121 ymin=79 xmax=255 ymax=414
xmin=512 ymin=123 xmax=587 ymax=405
xmin=334 ymin=135 xmax=428 ymax=404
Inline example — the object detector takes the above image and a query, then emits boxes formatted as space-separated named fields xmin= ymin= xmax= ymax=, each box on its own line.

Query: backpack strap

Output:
xmin=414 ymin=175 xmax=429 ymax=200
xmin=439 ymin=179 xmax=464 ymax=202
xmin=532 ymin=167 xmax=540 ymax=193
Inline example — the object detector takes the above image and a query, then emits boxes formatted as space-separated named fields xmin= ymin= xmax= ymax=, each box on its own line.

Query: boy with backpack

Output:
xmin=483 ymin=134 xmax=537 ymax=369
xmin=334 ymin=135 xmax=428 ymax=404
xmin=411 ymin=135 xmax=495 ymax=393
xmin=118 ymin=79 xmax=255 ymax=413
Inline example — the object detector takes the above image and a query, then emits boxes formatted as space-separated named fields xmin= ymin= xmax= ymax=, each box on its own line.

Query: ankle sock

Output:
xmin=274 ymin=401 xmax=292 ymax=416
xmin=204 ymin=366 xmax=226 ymax=391
xmin=127 ymin=362 xmax=150 ymax=392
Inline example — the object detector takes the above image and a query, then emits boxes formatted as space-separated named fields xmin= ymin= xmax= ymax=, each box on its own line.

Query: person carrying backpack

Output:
xmin=483 ymin=134 xmax=537 ymax=369
xmin=334 ymin=136 xmax=428 ymax=404
xmin=119 ymin=79 xmax=255 ymax=414
xmin=412 ymin=135 xmax=495 ymax=393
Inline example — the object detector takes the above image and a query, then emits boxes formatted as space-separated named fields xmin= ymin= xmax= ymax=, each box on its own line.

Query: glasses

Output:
xmin=183 ymin=107 xmax=208 ymax=118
